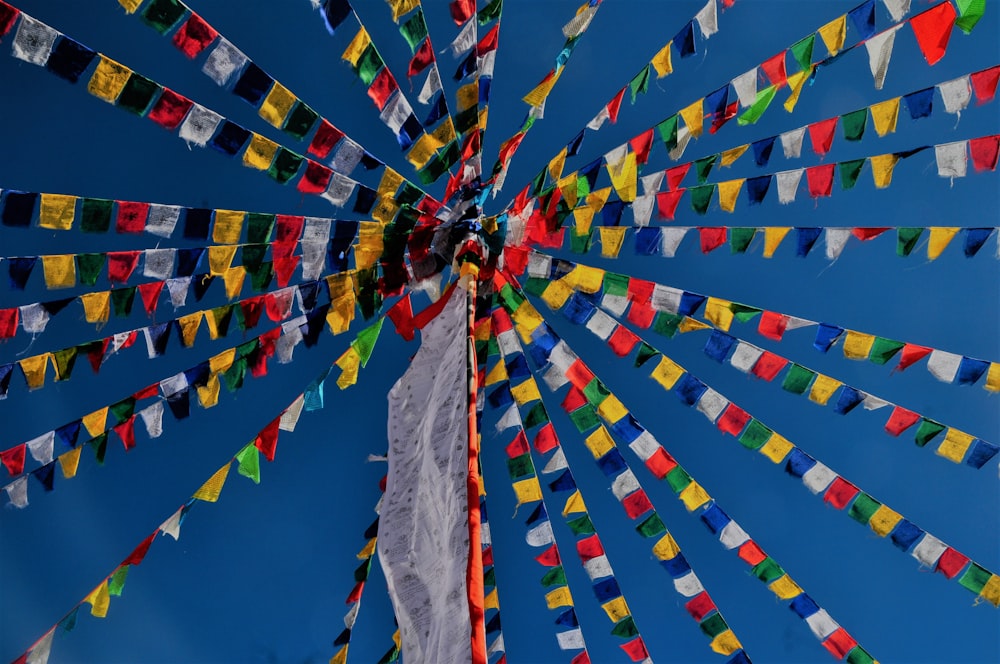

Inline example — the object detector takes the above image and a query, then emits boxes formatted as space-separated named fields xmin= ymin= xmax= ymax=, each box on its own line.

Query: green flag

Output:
xmin=869 ymin=337 xmax=904 ymax=365
xmin=541 ymin=565 xmax=567 ymax=587
xmin=839 ymin=159 xmax=866 ymax=190
xmin=478 ymin=0 xmax=502 ymax=24
xmin=635 ymin=512 xmax=666 ymax=538
xmin=848 ymin=493 xmax=881 ymax=524
xmin=782 ymin=364 xmax=816 ymax=395
xmin=81 ymin=197 xmax=113 ymax=233
xmin=629 ymin=65 xmax=651 ymax=103
xmin=689 ymin=184 xmax=715 ymax=215
xmin=896 ymin=228 xmax=924 ymax=257
xmin=738 ymin=420 xmax=772 ymax=451
xmin=750 ymin=556 xmax=784 ymax=583
xmin=656 ymin=115 xmax=678 ymax=150
xmin=914 ymin=418 xmax=945 ymax=447
xmin=566 ymin=514 xmax=595 ymax=535
xmin=955 ymin=0 xmax=985 ymax=33
xmin=730 ymin=227 xmax=755 ymax=254
xmin=108 ymin=565 xmax=130 ymax=596
xmin=738 ymin=85 xmax=777 ymax=126
xmin=399 ymin=11 xmax=428 ymax=52
xmin=634 ymin=342 xmax=659 ymax=368
xmin=236 ymin=444 xmax=261 ymax=484
xmin=694 ymin=154 xmax=718 ymax=184
xmin=611 ymin=616 xmax=639 ymax=639
xmin=841 ymin=108 xmax=867 ymax=142
xmin=352 ymin=318 xmax=385 ymax=367
xmin=76 ymin=253 xmax=106 ymax=286
xmin=790 ymin=34 xmax=815 ymax=70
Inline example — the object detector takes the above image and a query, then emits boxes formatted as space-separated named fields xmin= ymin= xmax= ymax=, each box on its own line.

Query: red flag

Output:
xmin=0 ymin=2 xmax=19 ymax=38
xmin=627 ymin=300 xmax=655 ymax=329
xmin=969 ymin=135 xmax=999 ymax=172
xmin=896 ymin=343 xmax=931 ymax=371
xmin=534 ymin=423 xmax=559 ymax=453
xmin=148 ymin=88 xmax=194 ymax=130
xmin=884 ymin=406 xmax=920 ymax=436
xmin=503 ymin=245 xmax=529 ymax=276
xmin=822 ymin=628 xmax=858 ymax=660
xmin=737 ymin=540 xmax=767 ymax=566
xmin=240 ymin=296 xmax=265 ymax=329
xmin=621 ymin=489 xmax=653 ymax=519
xmin=171 ymin=12 xmax=218 ymax=58
xmin=297 ymin=160 xmax=333 ymax=194
xmin=823 ymin=477 xmax=859 ymax=509
xmin=565 ymin=360 xmax=595 ymax=390
xmin=627 ymin=278 xmax=654 ymax=303
xmin=570 ymin=652 xmax=591 ymax=664
xmin=665 ymin=163 xmax=691 ymax=190
xmin=607 ymin=325 xmax=639 ymax=357
xmin=807 ymin=117 xmax=838 ymax=155
xmin=935 ymin=547 xmax=970 ymax=579
xmin=477 ymin=24 xmax=499 ymax=54
xmin=684 ymin=591 xmax=717 ymax=621
xmin=133 ymin=384 xmax=160 ymax=400
xmin=644 ymin=448 xmax=677 ymax=479
xmin=851 ymin=227 xmax=889 ymax=241
xmin=107 ymin=251 xmax=141 ymax=284
xmin=273 ymin=256 xmax=300 ymax=288
xmin=751 ymin=351 xmax=788 ymax=381
xmin=761 ymin=51 xmax=788 ymax=88
xmin=505 ymin=431 xmax=529 ymax=458
xmin=757 ymin=311 xmax=789 ymax=340
xmin=449 ymin=0 xmax=475 ymax=24
xmin=114 ymin=416 xmax=136 ymax=451
xmin=576 ymin=534 xmax=605 ymax=561
xmin=910 ymin=2 xmax=957 ymax=66
xmin=717 ymin=404 xmax=751 ymax=436
xmin=607 ymin=88 xmax=626 ymax=124
xmin=254 ymin=417 xmax=281 ymax=462
xmin=561 ymin=387 xmax=588 ymax=413
xmin=116 ymin=201 xmax=149 ymax=234
xmin=122 ymin=531 xmax=157 ymax=566
xmin=534 ymin=544 xmax=561 ymax=566
xmin=137 ymin=282 xmax=164 ymax=316
xmin=308 ymin=119 xmax=345 ymax=159
xmin=698 ymin=227 xmax=727 ymax=253
xmin=346 ymin=581 xmax=364 ymax=603
xmin=806 ymin=163 xmax=835 ymax=198
xmin=629 ymin=129 xmax=654 ymax=165
xmin=970 ymin=66 xmax=1000 ymax=104
xmin=656 ymin=189 xmax=684 ymax=220
xmin=0 ymin=444 xmax=26 ymax=476
xmin=620 ymin=636 xmax=649 ymax=662
xmin=276 ymin=214 xmax=304 ymax=242
xmin=408 ymin=38 xmax=433 ymax=77
xmin=369 ymin=68 xmax=399 ymax=111
xmin=0 ymin=308 xmax=19 ymax=339
xmin=387 ymin=294 xmax=416 ymax=341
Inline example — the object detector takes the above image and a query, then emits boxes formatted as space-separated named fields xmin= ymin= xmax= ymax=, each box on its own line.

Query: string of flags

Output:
xmin=493 ymin=271 xmax=879 ymax=662
xmin=330 ymin=509 xmax=382 ymax=664
xmin=523 ymin=249 xmax=1000 ymax=396
xmin=495 ymin=271 xmax=1000 ymax=610
xmin=490 ymin=303 xmax=748 ymax=662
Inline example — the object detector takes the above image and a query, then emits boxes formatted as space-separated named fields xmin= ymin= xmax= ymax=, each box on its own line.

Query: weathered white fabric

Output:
xmin=201 ymin=39 xmax=247 ymax=86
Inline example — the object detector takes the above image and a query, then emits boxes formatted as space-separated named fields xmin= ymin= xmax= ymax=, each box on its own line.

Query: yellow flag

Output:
xmin=818 ymin=15 xmax=847 ymax=56
xmin=679 ymin=481 xmax=711 ymax=511
xmin=42 ymin=254 xmax=76 ymax=289
xmin=59 ymin=447 xmax=83 ymax=479
xmin=979 ymin=575 xmax=1000 ymax=608
xmin=512 ymin=476 xmax=542 ymax=505
xmin=679 ymin=317 xmax=711 ymax=333
xmin=545 ymin=586 xmax=573 ymax=609
xmin=212 ymin=209 xmax=245 ymax=244
xmin=485 ymin=588 xmax=500 ymax=610
xmin=406 ymin=132 xmax=440 ymax=168
xmin=870 ymin=153 xmax=899 ymax=189
xmin=327 ymin=294 xmax=356 ymax=335
xmin=88 ymin=55 xmax=131 ymax=102
xmin=39 ymin=194 xmax=77 ymax=230
xmin=357 ymin=537 xmax=377 ymax=560
xmin=330 ymin=645 xmax=348 ymax=664
xmin=596 ymin=394 xmax=627 ymax=423
xmin=936 ymin=428 xmax=975 ymax=463
xmin=83 ymin=408 xmax=109 ymax=438
xmin=585 ymin=427 xmax=615 ymax=459
xmin=869 ymin=505 xmax=903 ymax=537
xmin=704 ymin=298 xmax=735 ymax=331
xmin=197 ymin=374 xmax=221 ymax=409
xmin=548 ymin=147 xmax=568 ymax=184
xmin=358 ymin=222 xmax=385 ymax=255
xmin=371 ymin=196 xmax=400 ymax=224
xmin=208 ymin=245 xmax=238 ymax=276
xmin=651 ymin=40 xmax=673 ymax=77
xmin=523 ymin=69 xmax=562 ymax=107
xmin=222 ymin=266 xmax=246 ymax=300
xmin=210 ymin=349 xmax=237 ymax=375
xmin=85 ymin=581 xmax=111 ymax=618
xmin=512 ymin=305 xmax=545 ymax=342
xmin=720 ymin=145 xmax=749 ymax=167
xmin=927 ymin=227 xmax=959 ymax=260
xmin=342 ymin=27 xmax=371 ymax=66
xmin=388 ymin=0 xmax=419 ymax=21
xmin=335 ymin=346 xmax=362 ymax=389
xmin=478 ymin=107 xmax=488 ymax=131
xmin=193 ymin=463 xmax=231 ymax=502
xmin=717 ymin=179 xmax=745 ymax=213
xmin=769 ymin=574 xmax=803 ymax=600
xmin=679 ymin=98 xmax=704 ymax=137
xmin=557 ymin=172 xmax=579 ymax=209
xmin=176 ymin=312 xmax=203 ymax=347
xmin=118 ymin=0 xmax=142 ymax=12
xmin=783 ymin=68 xmax=811 ymax=112
xmin=586 ymin=187 xmax=612 ymax=210
xmin=205 ymin=308 xmax=231 ymax=340
xmin=985 ymin=363 xmax=1000 ymax=392
xmin=651 ymin=356 xmax=684 ymax=390
xmin=378 ymin=168 xmax=404 ymax=197
xmin=484 ymin=361 xmax=508 ymax=386
xmin=259 ymin=82 xmax=296 ymax=128
xmin=842 ymin=330 xmax=875 ymax=359
xmin=457 ymin=82 xmax=478 ymax=111
xmin=710 ymin=630 xmax=743 ymax=656
xmin=564 ymin=265 xmax=604 ymax=294
xmin=598 ymin=226 xmax=628 ymax=258
xmin=759 ymin=433 xmax=793 ymax=464
xmin=763 ymin=227 xmax=791 ymax=258
xmin=808 ymin=374 xmax=842 ymax=405
xmin=870 ymin=97 xmax=900 ymax=137
xmin=81 ymin=291 xmax=111 ymax=324
xmin=562 ymin=489 xmax=586 ymax=517
xmin=573 ymin=206 xmax=596 ymax=236
xmin=652 ymin=533 xmax=680 ymax=561
xmin=244 ymin=134 xmax=278 ymax=170
xmin=432 ymin=118 xmax=457 ymax=146
xmin=602 ymin=596 xmax=630 ymax=622
xmin=511 ymin=379 xmax=542 ymax=405
xmin=19 ymin=353 xmax=50 ymax=390
xmin=607 ymin=152 xmax=638 ymax=202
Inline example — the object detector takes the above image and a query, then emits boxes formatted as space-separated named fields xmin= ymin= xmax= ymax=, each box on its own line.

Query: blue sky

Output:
xmin=0 ymin=1 xmax=997 ymax=662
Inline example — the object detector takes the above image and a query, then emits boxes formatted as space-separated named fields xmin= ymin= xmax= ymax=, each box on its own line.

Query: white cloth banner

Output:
xmin=379 ymin=290 xmax=473 ymax=664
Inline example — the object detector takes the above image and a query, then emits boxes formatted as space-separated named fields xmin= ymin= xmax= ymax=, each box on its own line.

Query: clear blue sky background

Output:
xmin=0 ymin=1 xmax=997 ymax=663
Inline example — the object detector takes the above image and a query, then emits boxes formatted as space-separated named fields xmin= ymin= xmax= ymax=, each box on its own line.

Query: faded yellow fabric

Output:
xmin=484 ymin=361 xmax=508 ymax=386
xmin=979 ymin=575 xmax=1000 ymax=607
xmin=607 ymin=152 xmax=637 ymax=202
xmin=330 ymin=645 xmax=348 ymax=664
xmin=869 ymin=504 xmax=903 ymax=536
xmin=720 ymin=145 xmax=749 ymax=167
xmin=59 ymin=446 xmax=83 ymax=479
xmin=842 ymin=330 xmax=875 ymax=359
xmin=544 ymin=587 xmax=573 ymax=609
xmin=210 ymin=348 xmax=237 ymax=375
xmin=485 ymin=588 xmax=500 ymax=610
xmin=573 ymin=206 xmax=596 ymax=236
xmin=651 ymin=356 xmax=684 ymax=389
xmin=769 ymin=574 xmax=803 ymax=599
xmin=927 ymin=227 xmax=959 ymax=260
xmin=342 ymin=27 xmax=371 ymax=66
xmin=539 ymin=280 xmax=573 ymax=309
xmin=39 ymin=194 xmax=77 ymax=230
xmin=81 ymin=291 xmax=111 ymax=324
xmin=679 ymin=481 xmax=711 ymax=511
xmin=512 ymin=305 xmax=544 ymax=342
xmin=193 ymin=463 xmax=231 ymax=502
xmin=561 ymin=489 xmax=586 ymax=517
xmin=678 ymin=317 xmax=711 ymax=333
xmin=197 ymin=374 xmax=221 ymax=409
xmin=809 ymin=374 xmax=842 ymax=405
xmin=985 ymin=363 xmax=1000 ymax=392
xmin=548 ymin=147 xmax=568 ymax=184
xmin=783 ymin=68 xmax=811 ymax=112
xmin=652 ymin=532 xmax=680 ymax=561
xmin=586 ymin=187 xmax=612 ymax=211
xmin=358 ymin=222 xmax=385 ymax=255
xmin=208 ymin=245 xmax=238 ymax=276
xmin=564 ymin=265 xmax=604 ymax=294
xmin=596 ymin=394 xmax=628 ymax=423
xmin=679 ymin=98 xmax=704 ymax=137
xmin=870 ymin=97 xmax=900 ymax=136
xmin=392 ymin=630 xmax=401 ymax=650
xmin=205 ymin=308 xmax=230 ymax=340
xmin=651 ymin=40 xmax=673 ymax=77
xmin=212 ymin=209 xmax=245 ymax=244
xmin=88 ymin=56 xmax=131 ymax=102
xmin=118 ymin=0 xmax=142 ymax=12
xmin=818 ymin=15 xmax=847 ymax=56
xmin=511 ymin=379 xmax=541 ymax=405
xmin=42 ymin=254 xmax=76 ymax=289
xmin=457 ymin=82 xmax=478 ymax=111
xmin=763 ymin=227 xmax=791 ymax=258
xmin=83 ymin=408 xmax=109 ymax=438
xmin=387 ymin=0 xmax=419 ymax=21
xmin=177 ymin=312 xmax=203 ymax=347
xmin=478 ymin=107 xmax=488 ymax=131
xmin=585 ymin=427 xmax=616 ymax=458
xmin=870 ymin=153 xmax=899 ymax=189
xmin=556 ymin=172 xmax=580 ymax=209
xmin=710 ymin=630 xmax=742 ymax=656
xmin=512 ymin=476 xmax=542 ymax=504
xmin=759 ymin=433 xmax=793 ymax=464
xmin=937 ymin=428 xmax=975 ymax=463
xmin=19 ymin=354 xmax=50 ymax=390
xmin=378 ymin=168 xmax=404 ymax=197
xmin=357 ymin=537 xmax=377 ymax=560
xmin=327 ymin=293 xmax=356 ymax=334
xmin=474 ymin=320 xmax=491 ymax=342
xmin=523 ymin=69 xmax=562 ymax=107
xmin=602 ymin=597 xmax=630 ymax=623
xmin=432 ymin=118 xmax=457 ymax=146
xmin=85 ymin=581 xmax=111 ymax=618
xmin=371 ymin=195 xmax=400 ymax=224
xmin=335 ymin=346 xmax=361 ymax=389
xmin=598 ymin=226 xmax=627 ymax=258
xmin=704 ymin=298 xmax=735 ymax=331
xmin=244 ymin=134 xmax=279 ymax=170
xmin=259 ymin=82 xmax=296 ymax=128
xmin=406 ymin=132 xmax=441 ymax=168
xmin=717 ymin=179 xmax=745 ymax=213
xmin=222 ymin=266 xmax=245 ymax=300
